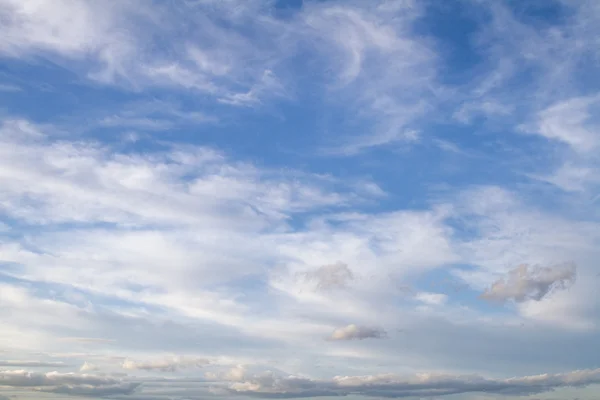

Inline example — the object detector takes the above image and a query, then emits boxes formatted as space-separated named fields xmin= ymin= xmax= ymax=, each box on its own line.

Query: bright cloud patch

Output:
xmin=79 ymin=362 xmax=98 ymax=372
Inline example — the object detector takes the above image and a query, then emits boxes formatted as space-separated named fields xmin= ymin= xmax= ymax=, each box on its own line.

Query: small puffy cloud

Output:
xmin=414 ymin=292 xmax=448 ymax=306
xmin=122 ymin=356 xmax=210 ymax=372
xmin=481 ymin=263 xmax=576 ymax=304
xmin=79 ymin=362 xmax=98 ymax=372
xmin=298 ymin=262 xmax=354 ymax=291
xmin=0 ymin=360 xmax=68 ymax=368
xmin=328 ymin=324 xmax=386 ymax=341
xmin=206 ymin=365 xmax=247 ymax=382
xmin=225 ymin=365 xmax=248 ymax=382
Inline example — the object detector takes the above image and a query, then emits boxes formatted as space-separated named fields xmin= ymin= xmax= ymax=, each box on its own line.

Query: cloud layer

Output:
xmin=0 ymin=370 xmax=139 ymax=396
xmin=223 ymin=367 xmax=600 ymax=398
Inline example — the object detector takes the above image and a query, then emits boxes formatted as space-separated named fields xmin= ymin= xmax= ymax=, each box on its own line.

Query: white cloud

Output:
xmin=95 ymin=99 xmax=218 ymax=133
xmin=523 ymin=96 xmax=600 ymax=153
xmin=98 ymin=116 xmax=175 ymax=131
xmin=0 ymin=0 xmax=285 ymax=104
xmin=328 ymin=324 xmax=386 ymax=341
xmin=122 ymin=357 xmax=209 ymax=372
xmin=218 ymin=69 xmax=287 ymax=107
xmin=1 ymin=174 xmax=600 ymax=393
xmin=452 ymin=0 xmax=600 ymax=161
xmin=0 ymin=118 xmax=463 ymax=353
xmin=447 ymin=185 xmax=600 ymax=331
xmin=530 ymin=163 xmax=598 ymax=193
xmin=454 ymin=100 xmax=513 ymax=124
xmin=0 ymin=0 xmax=121 ymax=57
xmin=0 ymin=118 xmax=365 ymax=229
xmin=303 ymin=2 xmax=436 ymax=153
xmin=414 ymin=292 xmax=448 ymax=306
xmin=519 ymin=96 xmax=600 ymax=196
xmin=3 ymin=3 xmax=600 ymax=396
xmin=206 ymin=365 xmax=248 ymax=382
xmin=0 ymin=0 xmax=439 ymax=152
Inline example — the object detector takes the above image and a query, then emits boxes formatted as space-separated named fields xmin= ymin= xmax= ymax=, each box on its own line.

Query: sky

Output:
xmin=0 ymin=0 xmax=600 ymax=399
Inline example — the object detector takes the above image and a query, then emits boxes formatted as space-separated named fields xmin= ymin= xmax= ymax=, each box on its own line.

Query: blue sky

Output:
xmin=1 ymin=0 xmax=600 ymax=399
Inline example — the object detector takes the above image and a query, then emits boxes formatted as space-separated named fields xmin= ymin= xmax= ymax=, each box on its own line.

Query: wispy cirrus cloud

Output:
xmin=0 ymin=82 xmax=21 ymax=92
xmin=0 ymin=0 xmax=286 ymax=105
xmin=521 ymin=95 xmax=600 ymax=195
xmin=522 ymin=95 xmax=600 ymax=154
xmin=303 ymin=1 xmax=437 ymax=153
xmin=0 ymin=0 xmax=439 ymax=153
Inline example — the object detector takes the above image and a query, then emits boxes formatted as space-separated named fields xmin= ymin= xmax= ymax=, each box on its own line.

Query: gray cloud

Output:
xmin=37 ymin=382 xmax=140 ymax=396
xmin=298 ymin=262 xmax=354 ymax=291
xmin=223 ymin=367 xmax=600 ymax=398
xmin=481 ymin=263 xmax=576 ymax=303
xmin=0 ymin=360 xmax=68 ymax=368
xmin=328 ymin=324 xmax=386 ymax=341
xmin=0 ymin=370 xmax=139 ymax=397
xmin=61 ymin=337 xmax=116 ymax=343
